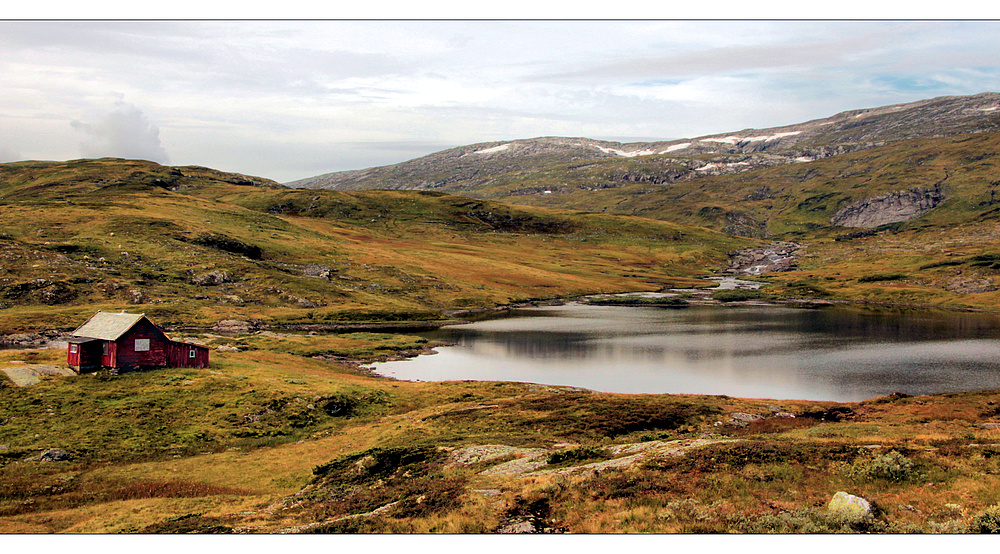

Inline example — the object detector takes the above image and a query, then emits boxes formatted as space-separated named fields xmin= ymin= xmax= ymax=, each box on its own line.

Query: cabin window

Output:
xmin=135 ymin=339 xmax=150 ymax=352
xmin=189 ymin=348 xmax=197 ymax=359
xmin=69 ymin=344 xmax=78 ymax=354
xmin=102 ymin=342 xmax=109 ymax=356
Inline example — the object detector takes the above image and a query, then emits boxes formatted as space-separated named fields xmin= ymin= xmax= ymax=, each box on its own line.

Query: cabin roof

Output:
xmin=72 ymin=311 xmax=151 ymax=341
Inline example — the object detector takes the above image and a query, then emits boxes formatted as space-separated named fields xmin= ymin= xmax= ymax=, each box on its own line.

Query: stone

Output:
xmin=730 ymin=412 xmax=764 ymax=422
xmin=191 ymin=270 xmax=231 ymax=286
xmin=303 ymin=264 xmax=334 ymax=280
xmin=127 ymin=289 xmax=145 ymax=304
xmin=828 ymin=491 xmax=873 ymax=523
xmin=38 ymin=448 xmax=73 ymax=462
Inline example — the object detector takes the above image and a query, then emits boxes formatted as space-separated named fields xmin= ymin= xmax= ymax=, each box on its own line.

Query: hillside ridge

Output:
xmin=289 ymin=92 xmax=1000 ymax=191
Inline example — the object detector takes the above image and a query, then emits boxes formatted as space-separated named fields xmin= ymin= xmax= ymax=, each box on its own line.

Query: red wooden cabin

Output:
xmin=67 ymin=311 xmax=209 ymax=373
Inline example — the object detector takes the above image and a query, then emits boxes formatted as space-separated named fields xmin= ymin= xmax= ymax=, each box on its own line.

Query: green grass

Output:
xmin=0 ymin=158 xmax=751 ymax=332
xmin=4 ymin=336 xmax=1000 ymax=533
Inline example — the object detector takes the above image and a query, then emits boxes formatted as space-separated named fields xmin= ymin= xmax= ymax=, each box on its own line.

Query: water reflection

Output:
xmin=373 ymin=303 xmax=1000 ymax=401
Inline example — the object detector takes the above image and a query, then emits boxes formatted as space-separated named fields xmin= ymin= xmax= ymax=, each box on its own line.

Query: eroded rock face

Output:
xmin=831 ymin=186 xmax=945 ymax=228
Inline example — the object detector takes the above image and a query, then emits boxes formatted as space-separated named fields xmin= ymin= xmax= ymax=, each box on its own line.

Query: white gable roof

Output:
xmin=72 ymin=311 xmax=149 ymax=341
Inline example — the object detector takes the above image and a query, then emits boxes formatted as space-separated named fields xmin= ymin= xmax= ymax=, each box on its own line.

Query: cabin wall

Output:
xmin=167 ymin=343 xmax=210 ymax=369
xmin=114 ymin=320 xmax=169 ymax=370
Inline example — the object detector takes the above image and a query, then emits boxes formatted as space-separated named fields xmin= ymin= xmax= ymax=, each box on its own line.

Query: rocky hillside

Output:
xmin=289 ymin=93 xmax=1000 ymax=192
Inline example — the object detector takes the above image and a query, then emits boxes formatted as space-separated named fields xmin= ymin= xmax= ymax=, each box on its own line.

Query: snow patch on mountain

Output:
xmin=593 ymin=145 xmax=657 ymax=157
xmin=471 ymin=144 xmax=512 ymax=155
xmin=662 ymin=143 xmax=691 ymax=153
xmin=696 ymin=161 xmax=751 ymax=172
xmin=699 ymin=131 xmax=801 ymax=145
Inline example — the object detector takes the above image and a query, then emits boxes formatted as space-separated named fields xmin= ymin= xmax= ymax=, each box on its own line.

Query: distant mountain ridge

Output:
xmin=289 ymin=93 xmax=1000 ymax=192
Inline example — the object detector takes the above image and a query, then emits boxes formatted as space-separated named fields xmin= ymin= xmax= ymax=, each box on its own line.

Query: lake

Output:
xmin=373 ymin=303 xmax=1000 ymax=401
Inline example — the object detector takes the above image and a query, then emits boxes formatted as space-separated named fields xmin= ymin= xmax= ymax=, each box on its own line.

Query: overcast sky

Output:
xmin=3 ymin=19 xmax=1000 ymax=183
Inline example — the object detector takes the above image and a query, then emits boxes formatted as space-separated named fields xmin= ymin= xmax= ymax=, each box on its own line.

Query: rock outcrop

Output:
xmin=725 ymin=242 xmax=802 ymax=275
xmin=831 ymin=186 xmax=945 ymax=228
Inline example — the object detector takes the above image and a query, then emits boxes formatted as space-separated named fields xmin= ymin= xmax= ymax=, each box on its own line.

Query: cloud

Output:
xmin=70 ymin=101 xmax=170 ymax=164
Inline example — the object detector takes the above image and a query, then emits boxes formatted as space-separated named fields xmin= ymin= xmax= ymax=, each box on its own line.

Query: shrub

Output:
xmin=857 ymin=273 xmax=907 ymax=283
xmin=851 ymin=450 xmax=915 ymax=482
xmin=590 ymin=296 xmax=688 ymax=307
xmin=710 ymin=289 xmax=765 ymax=302
xmin=546 ymin=446 xmax=608 ymax=466
xmin=969 ymin=504 xmax=1000 ymax=533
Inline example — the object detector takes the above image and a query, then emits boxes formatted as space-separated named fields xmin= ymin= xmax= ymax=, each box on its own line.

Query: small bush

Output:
xmin=546 ymin=446 xmax=608 ymax=466
xmin=590 ymin=296 xmax=688 ymax=307
xmin=711 ymin=289 xmax=765 ymax=302
xmin=857 ymin=273 xmax=907 ymax=283
xmin=969 ymin=504 xmax=1000 ymax=533
xmin=851 ymin=450 xmax=915 ymax=482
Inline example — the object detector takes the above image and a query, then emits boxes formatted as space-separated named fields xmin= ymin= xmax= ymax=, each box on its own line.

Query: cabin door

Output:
xmin=79 ymin=341 xmax=104 ymax=371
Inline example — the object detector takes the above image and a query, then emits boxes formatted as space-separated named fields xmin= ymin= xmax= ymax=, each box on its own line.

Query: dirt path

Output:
xmin=0 ymin=364 xmax=76 ymax=386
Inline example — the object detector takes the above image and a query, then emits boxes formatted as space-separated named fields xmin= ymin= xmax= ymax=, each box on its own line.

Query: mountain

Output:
xmin=289 ymin=93 xmax=1000 ymax=194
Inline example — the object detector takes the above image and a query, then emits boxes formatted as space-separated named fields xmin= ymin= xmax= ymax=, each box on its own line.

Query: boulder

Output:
xmin=191 ymin=270 xmax=231 ymax=286
xmin=38 ymin=448 xmax=73 ymax=462
xmin=828 ymin=491 xmax=873 ymax=523
xmin=303 ymin=264 xmax=334 ymax=280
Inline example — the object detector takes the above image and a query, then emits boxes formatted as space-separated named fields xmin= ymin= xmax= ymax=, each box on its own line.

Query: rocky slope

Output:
xmin=289 ymin=93 xmax=1000 ymax=193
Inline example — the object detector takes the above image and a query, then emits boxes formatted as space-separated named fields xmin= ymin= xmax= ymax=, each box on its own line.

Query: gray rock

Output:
xmin=303 ymin=264 xmax=334 ymax=279
xmin=730 ymin=412 xmax=764 ymax=422
xmin=191 ymin=270 xmax=231 ymax=286
xmin=831 ymin=186 xmax=945 ymax=228
xmin=828 ymin=491 xmax=873 ymax=523
xmin=38 ymin=448 xmax=73 ymax=462
xmin=496 ymin=520 xmax=538 ymax=534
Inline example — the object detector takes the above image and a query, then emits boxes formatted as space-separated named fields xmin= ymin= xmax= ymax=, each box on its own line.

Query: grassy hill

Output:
xmin=0 ymin=158 xmax=749 ymax=332
xmin=290 ymin=132 xmax=1000 ymax=313
xmin=4 ymin=155 xmax=1000 ymax=534
xmin=4 ymin=331 xmax=1000 ymax=533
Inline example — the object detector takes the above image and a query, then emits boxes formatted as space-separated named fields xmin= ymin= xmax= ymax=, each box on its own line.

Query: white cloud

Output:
xmin=70 ymin=100 xmax=170 ymax=164
xmin=2 ymin=20 xmax=1000 ymax=181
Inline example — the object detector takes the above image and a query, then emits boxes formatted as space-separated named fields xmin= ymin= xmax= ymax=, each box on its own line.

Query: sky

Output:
xmin=3 ymin=18 xmax=1000 ymax=183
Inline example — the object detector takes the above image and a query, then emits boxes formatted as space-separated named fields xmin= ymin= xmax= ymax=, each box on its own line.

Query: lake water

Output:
xmin=373 ymin=303 xmax=1000 ymax=402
